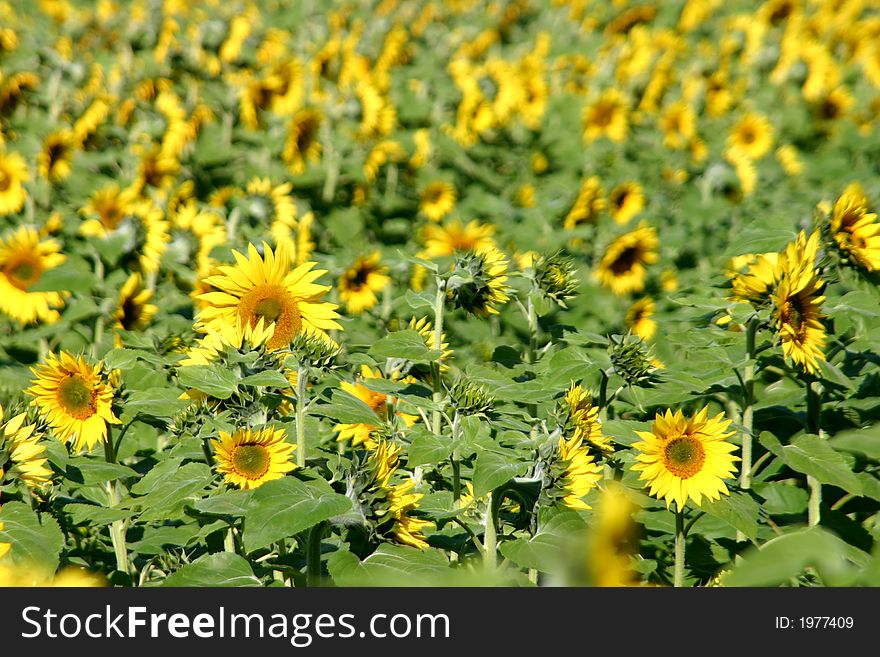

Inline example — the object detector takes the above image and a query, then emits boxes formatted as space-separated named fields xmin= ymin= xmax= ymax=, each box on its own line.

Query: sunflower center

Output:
xmin=592 ymin=102 xmax=614 ymax=127
xmin=609 ymin=246 xmax=641 ymax=274
xmin=238 ymin=284 xmax=302 ymax=349
xmin=740 ymin=127 xmax=756 ymax=144
xmin=663 ymin=436 xmax=705 ymax=479
xmin=0 ymin=169 xmax=10 ymax=192
xmin=230 ymin=443 xmax=271 ymax=480
xmin=120 ymin=295 xmax=143 ymax=330
xmin=346 ymin=265 xmax=371 ymax=289
xmin=784 ymin=294 xmax=805 ymax=333
xmin=366 ymin=390 xmax=388 ymax=419
xmin=101 ymin=204 xmax=124 ymax=229
xmin=297 ymin=120 xmax=318 ymax=152
xmin=5 ymin=256 xmax=43 ymax=290
xmin=57 ymin=375 xmax=98 ymax=419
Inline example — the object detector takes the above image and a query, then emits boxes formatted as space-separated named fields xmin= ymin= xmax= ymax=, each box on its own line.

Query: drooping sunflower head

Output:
xmin=559 ymin=383 xmax=612 ymax=454
xmin=631 ymin=406 xmax=739 ymax=510
xmin=594 ymin=222 xmax=659 ymax=296
xmin=0 ymin=225 xmax=66 ymax=324
xmin=608 ymin=181 xmax=645 ymax=225
xmin=0 ymin=148 xmax=29 ymax=216
xmin=382 ymin=478 xmax=433 ymax=549
xmin=625 ymin=296 xmax=657 ymax=341
xmin=827 ymin=191 xmax=880 ymax=273
xmin=37 ymin=130 xmax=78 ymax=184
xmin=0 ymin=404 xmax=53 ymax=491
xmin=80 ymin=184 xmax=139 ymax=236
xmin=728 ymin=251 xmax=780 ymax=305
xmin=338 ymin=252 xmax=391 ymax=315
xmin=283 ymin=107 xmax=323 ymax=174
xmin=544 ymin=433 xmax=604 ymax=510
xmin=197 ymin=241 xmax=342 ymax=351
xmin=26 ymin=352 xmax=120 ymax=452
xmin=240 ymin=177 xmax=297 ymax=234
xmin=564 ymin=176 xmax=606 ymax=229
xmin=419 ymin=181 xmax=457 ymax=222
xmin=446 ymin=247 xmax=511 ymax=317
xmin=533 ymin=251 xmax=578 ymax=308
xmin=211 ymin=426 xmax=296 ymax=490
xmin=114 ymin=273 xmax=157 ymax=333
xmin=421 ymin=218 xmax=496 ymax=258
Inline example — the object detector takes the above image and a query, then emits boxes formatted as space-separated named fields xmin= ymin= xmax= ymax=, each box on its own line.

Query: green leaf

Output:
xmin=242 ymin=477 xmax=352 ymax=553
xmin=177 ymin=364 xmax=239 ymax=399
xmin=782 ymin=434 xmax=863 ymax=496
xmin=64 ymin=503 xmax=134 ymax=526
xmin=327 ymin=544 xmax=450 ymax=586
xmin=472 ymin=450 xmax=530 ymax=498
xmin=699 ymin=491 xmax=761 ymax=541
xmin=190 ymin=489 xmax=254 ymax=518
xmin=162 ymin=553 xmax=262 ymax=587
xmin=724 ymin=526 xmax=870 ymax=587
xmin=129 ymin=462 xmax=214 ymax=522
xmin=0 ymin=502 xmax=64 ymax=574
xmin=122 ymin=388 xmax=188 ymax=422
xmin=128 ymin=521 xmax=226 ymax=555
xmin=500 ymin=510 xmax=588 ymax=573
xmin=829 ymin=425 xmax=880 ymax=460
xmin=313 ymin=390 xmax=381 ymax=425
xmin=29 ymin=262 xmax=95 ymax=294
xmin=406 ymin=427 xmax=453 ymax=467
xmin=752 ymin=482 xmax=808 ymax=515
xmin=64 ymin=457 xmax=140 ymax=485
xmin=368 ymin=330 xmax=442 ymax=362
xmin=238 ymin=370 xmax=292 ymax=388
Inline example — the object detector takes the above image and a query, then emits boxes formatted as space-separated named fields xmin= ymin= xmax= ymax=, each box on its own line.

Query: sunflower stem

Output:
xmin=104 ymin=435 xmax=130 ymax=578
xmin=431 ymin=277 xmax=446 ymax=437
xmin=526 ymin=293 xmax=539 ymax=423
xmin=674 ymin=506 xmax=686 ymax=588
xmin=484 ymin=491 xmax=497 ymax=569
xmin=598 ymin=368 xmax=611 ymax=422
xmin=306 ymin=521 xmax=328 ymax=587
xmin=737 ymin=315 xmax=758 ymax=541
xmin=805 ymin=378 xmax=823 ymax=526
xmin=296 ymin=364 xmax=308 ymax=468
xmin=451 ymin=410 xmax=461 ymax=501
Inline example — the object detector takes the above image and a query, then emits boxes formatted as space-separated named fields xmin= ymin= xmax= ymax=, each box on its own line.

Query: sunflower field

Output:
xmin=1 ymin=0 xmax=880 ymax=590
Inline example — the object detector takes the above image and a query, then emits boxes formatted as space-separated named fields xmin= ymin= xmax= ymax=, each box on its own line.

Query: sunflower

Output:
xmin=81 ymin=198 xmax=170 ymax=275
xmin=241 ymin=177 xmax=297 ymax=231
xmin=776 ymin=144 xmax=803 ymax=176
xmin=197 ymin=242 xmax=341 ymax=351
xmin=828 ymin=192 xmax=880 ymax=272
xmin=211 ymin=426 xmax=296 ymax=490
xmin=338 ymin=252 xmax=391 ymax=315
xmin=179 ymin=317 xmax=275 ymax=368
xmin=626 ymin=296 xmax=657 ymax=340
xmin=631 ymin=406 xmax=739 ymax=510
xmin=582 ymin=89 xmax=629 ymax=143
xmin=729 ymin=252 xmax=779 ymax=304
xmin=80 ymin=184 xmax=138 ymax=234
xmin=608 ymin=181 xmax=645 ymax=225
xmin=771 ymin=231 xmax=826 ymax=374
xmin=447 ymin=247 xmax=511 ymax=317
xmin=0 ymin=148 xmax=28 ymax=216
xmin=726 ymin=112 xmax=774 ymax=160
xmin=564 ymin=176 xmax=606 ymax=229
xmin=421 ymin=218 xmax=496 ymax=258
xmin=283 ymin=108 xmax=323 ymax=174
xmin=132 ymin=143 xmax=179 ymax=194
xmin=113 ymin=273 xmax=157 ymax=333
xmin=594 ymin=222 xmax=659 ymax=296
xmin=660 ymin=101 xmax=696 ymax=150
xmin=333 ymin=365 xmax=418 ymax=450
xmin=556 ymin=434 xmax=603 ymax=510
xmin=0 ymin=226 xmax=66 ymax=324
xmin=1 ymin=405 xmax=53 ymax=490
xmin=0 ymin=524 xmax=8 ymax=559
xmin=419 ymin=181 xmax=457 ymax=222
xmin=812 ymin=87 xmax=854 ymax=123
xmin=561 ymin=383 xmax=612 ymax=453
xmin=384 ymin=478 xmax=433 ymax=549
xmin=408 ymin=316 xmax=452 ymax=369
xmin=37 ymin=130 xmax=78 ymax=183
xmin=26 ymin=352 xmax=120 ymax=452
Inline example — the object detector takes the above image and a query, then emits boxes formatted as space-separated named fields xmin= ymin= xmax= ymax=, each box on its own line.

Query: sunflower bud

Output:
xmin=445 ymin=248 xmax=510 ymax=317
xmin=608 ymin=333 xmax=660 ymax=387
xmin=287 ymin=331 xmax=340 ymax=370
xmin=448 ymin=378 xmax=494 ymax=415
xmin=533 ymin=251 xmax=578 ymax=308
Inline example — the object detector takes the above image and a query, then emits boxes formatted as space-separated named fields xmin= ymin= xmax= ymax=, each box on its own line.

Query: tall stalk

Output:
xmin=674 ymin=505 xmax=686 ymax=588
xmin=296 ymin=365 xmax=309 ymax=468
xmin=806 ymin=378 xmax=823 ymax=526
xmin=104 ymin=431 xmax=130 ymax=576
xmin=431 ymin=277 xmax=446 ymax=437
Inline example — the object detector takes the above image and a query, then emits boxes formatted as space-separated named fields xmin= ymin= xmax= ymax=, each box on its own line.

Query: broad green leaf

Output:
xmin=29 ymin=262 xmax=95 ymax=294
xmin=327 ymin=544 xmax=450 ymax=586
xmin=65 ymin=503 xmax=134 ymax=526
xmin=128 ymin=521 xmax=226 ymax=555
xmin=783 ymin=434 xmax=862 ymax=496
xmin=162 ymin=553 xmax=261 ymax=587
xmin=829 ymin=425 xmax=880 ymax=460
xmin=65 ymin=457 xmax=140 ymax=485
xmin=242 ymin=477 xmax=353 ymax=553
xmin=368 ymin=330 xmax=442 ymax=362
xmin=472 ymin=450 xmax=530 ymax=498
xmin=0 ymin=502 xmax=64 ymax=575
xmin=700 ymin=491 xmax=761 ymax=541
xmin=313 ymin=390 xmax=381 ymax=426
xmin=122 ymin=388 xmax=188 ymax=422
xmin=177 ymin=364 xmax=239 ymax=399
xmin=129 ymin=462 xmax=214 ymax=521
xmin=500 ymin=510 xmax=588 ymax=573
xmin=190 ymin=489 xmax=255 ymax=518
xmin=725 ymin=526 xmax=870 ymax=587
xmin=407 ymin=427 xmax=453 ymax=467
xmin=752 ymin=482 xmax=808 ymax=515
xmin=239 ymin=370 xmax=292 ymax=388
